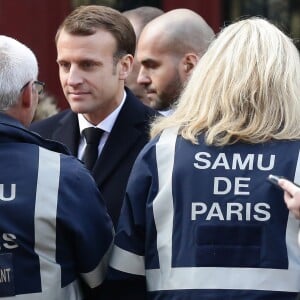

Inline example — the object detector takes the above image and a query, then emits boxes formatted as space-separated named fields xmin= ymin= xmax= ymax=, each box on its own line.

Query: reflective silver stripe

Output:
xmin=153 ymin=126 xmax=178 ymax=280
xmin=0 ymin=280 xmax=83 ymax=299
xmin=110 ymin=245 xmax=145 ymax=276
xmin=35 ymin=147 xmax=61 ymax=291
xmin=146 ymin=267 xmax=300 ymax=292
xmin=151 ymin=128 xmax=300 ymax=292
xmin=81 ymin=241 xmax=114 ymax=287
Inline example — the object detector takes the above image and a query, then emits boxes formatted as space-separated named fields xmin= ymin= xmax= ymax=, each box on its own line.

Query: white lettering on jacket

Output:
xmin=0 ymin=234 xmax=18 ymax=250
xmin=0 ymin=184 xmax=16 ymax=202
xmin=194 ymin=152 xmax=275 ymax=171
xmin=191 ymin=202 xmax=271 ymax=221
xmin=0 ymin=268 xmax=11 ymax=283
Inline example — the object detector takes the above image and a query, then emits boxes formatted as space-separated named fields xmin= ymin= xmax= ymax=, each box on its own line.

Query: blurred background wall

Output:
xmin=1 ymin=0 xmax=298 ymax=109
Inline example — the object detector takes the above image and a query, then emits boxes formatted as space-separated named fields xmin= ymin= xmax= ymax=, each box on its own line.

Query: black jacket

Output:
xmin=30 ymin=88 xmax=157 ymax=227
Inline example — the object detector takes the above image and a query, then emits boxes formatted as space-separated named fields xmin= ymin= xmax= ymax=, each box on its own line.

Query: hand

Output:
xmin=278 ymin=178 xmax=300 ymax=219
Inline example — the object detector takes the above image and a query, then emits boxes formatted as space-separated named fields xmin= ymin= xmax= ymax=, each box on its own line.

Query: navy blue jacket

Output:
xmin=0 ymin=113 xmax=113 ymax=299
xmin=110 ymin=126 xmax=300 ymax=299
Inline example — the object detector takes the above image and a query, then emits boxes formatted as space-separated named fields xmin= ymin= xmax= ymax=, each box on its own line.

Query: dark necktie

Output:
xmin=82 ymin=127 xmax=104 ymax=170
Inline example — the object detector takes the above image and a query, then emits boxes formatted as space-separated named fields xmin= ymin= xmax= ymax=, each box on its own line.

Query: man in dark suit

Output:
xmin=30 ymin=5 xmax=157 ymax=228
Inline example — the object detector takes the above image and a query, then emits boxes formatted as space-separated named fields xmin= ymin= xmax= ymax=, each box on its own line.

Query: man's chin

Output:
xmin=69 ymin=103 xmax=89 ymax=114
xmin=149 ymin=99 xmax=165 ymax=111
xmin=147 ymin=94 xmax=158 ymax=104
xmin=148 ymin=102 xmax=157 ymax=110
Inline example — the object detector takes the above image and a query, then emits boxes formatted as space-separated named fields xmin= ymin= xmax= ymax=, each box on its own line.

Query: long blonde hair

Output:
xmin=150 ymin=17 xmax=300 ymax=146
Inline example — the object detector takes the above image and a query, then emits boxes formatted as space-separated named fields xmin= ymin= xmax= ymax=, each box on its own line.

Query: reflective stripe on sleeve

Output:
xmin=34 ymin=147 xmax=61 ymax=291
xmin=146 ymin=267 xmax=300 ymax=292
xmin=81 ymin=241 xmax=114 ymax=288
xmin=153 ymin=126 xmax=178 ymax=276
xmin=110 ymin=245 xmax=145 ymax=276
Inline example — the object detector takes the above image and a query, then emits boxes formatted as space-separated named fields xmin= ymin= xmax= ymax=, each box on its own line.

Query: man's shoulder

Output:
xmin=29 ymin=109 xmax=77 ymax=139
xmin=30 ymin=109 xmax=73 ymax=128
xmin=123 ymin=89 xmax=159 ymax=119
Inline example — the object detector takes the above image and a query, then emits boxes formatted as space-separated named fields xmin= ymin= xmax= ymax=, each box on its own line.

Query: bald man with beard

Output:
xmin=136 ymin=8 xmax=215 ymax=115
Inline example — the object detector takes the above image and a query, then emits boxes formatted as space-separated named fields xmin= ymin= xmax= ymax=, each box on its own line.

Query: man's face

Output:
xmin=124 ymin=17 xmax=150 ymax=105
xmin=125 ymin=55 xmax=150 ymax=105
xmin=136 ymin=34 xmax=183 ymax=111
xmin=56 ymin=29 xmax=124 ymax=124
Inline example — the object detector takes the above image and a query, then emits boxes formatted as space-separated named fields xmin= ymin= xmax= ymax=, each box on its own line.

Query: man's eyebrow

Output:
xmin=141 ymin=58 xmax=158 ymax=65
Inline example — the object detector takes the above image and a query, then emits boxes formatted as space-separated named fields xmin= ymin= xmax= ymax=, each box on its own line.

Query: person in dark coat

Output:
xmin=30 ymin=5 xmax=157 ymax=228
xmin=30 ymin=6 xmax=157 ymax=299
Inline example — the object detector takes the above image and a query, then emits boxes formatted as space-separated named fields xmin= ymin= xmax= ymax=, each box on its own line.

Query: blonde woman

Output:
xmin=109 ymin=17 xmax=300 ymax=299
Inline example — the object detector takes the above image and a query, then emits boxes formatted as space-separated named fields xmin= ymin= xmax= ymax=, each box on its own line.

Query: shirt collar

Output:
xmin=158 ymin=109 xmax=174 ymax=116
xmin=78 ymin=90 xmax=126 ymax=134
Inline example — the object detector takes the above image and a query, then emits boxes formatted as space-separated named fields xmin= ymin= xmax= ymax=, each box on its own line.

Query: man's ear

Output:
xmin=20 ymin=82 xmax=32 ymax=109
xmin=7 ymin=82 xmax=35 ymax=127
xmin=119 ymin=54 xmax=134 ymax=80
xmin=182 ymin=53 xmax=199 ymax=75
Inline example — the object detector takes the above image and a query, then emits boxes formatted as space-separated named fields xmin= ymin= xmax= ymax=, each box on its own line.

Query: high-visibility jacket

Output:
xmin=0 ymin=113 xmax=114 ymax=299
xmin=110 ymin=126 xmax=300 ymax=299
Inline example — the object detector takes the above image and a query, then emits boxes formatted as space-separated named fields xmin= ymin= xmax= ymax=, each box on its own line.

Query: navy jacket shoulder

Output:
xmin=0 ymin=113 xmax=114 ymax=298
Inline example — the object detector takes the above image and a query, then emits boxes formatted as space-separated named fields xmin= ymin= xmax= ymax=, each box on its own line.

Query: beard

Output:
xmin=154 ymin=70 xmax=183 ymax=111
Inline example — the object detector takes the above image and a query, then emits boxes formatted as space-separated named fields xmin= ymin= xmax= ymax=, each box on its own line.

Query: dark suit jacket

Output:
xmin=30 ymin=89 xmax=157 ymax=227
xmin=31 ymin=89 xmax=153 ymax=299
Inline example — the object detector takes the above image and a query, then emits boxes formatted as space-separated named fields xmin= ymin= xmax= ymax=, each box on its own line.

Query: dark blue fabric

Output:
xmin=112 ymin=132 xmax=300 ymax=299
xmin=0 ymin=113 xmax=113 ymax=296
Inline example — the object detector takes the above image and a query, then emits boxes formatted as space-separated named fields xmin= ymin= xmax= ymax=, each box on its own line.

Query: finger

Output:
xmin=284 ymin=194 xmax=300 ymax=219
xmin=283 ymin=191 xmax=292 ymax=204
xmin=278 ymin=178 xmax=299 ymax=197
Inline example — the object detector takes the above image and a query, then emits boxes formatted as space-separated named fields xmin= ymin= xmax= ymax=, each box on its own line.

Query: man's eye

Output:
xmin=143 ymin=62 xmax=158 ymax=69
xmin=82 ymin=62 xmax=94 ymax=68
xmin=59 ymin=62 xmax=70 ymax=71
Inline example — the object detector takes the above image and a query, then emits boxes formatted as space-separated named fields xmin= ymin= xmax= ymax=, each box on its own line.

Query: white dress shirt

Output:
xmin=77 ymin=91 xmax=126 ymax=160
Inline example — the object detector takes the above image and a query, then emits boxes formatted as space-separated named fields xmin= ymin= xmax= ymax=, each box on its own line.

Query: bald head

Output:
xmin=140 ymin=8 xmax=214 ymax=57
xmin=136 ymin=9 xmax=214 ymax=111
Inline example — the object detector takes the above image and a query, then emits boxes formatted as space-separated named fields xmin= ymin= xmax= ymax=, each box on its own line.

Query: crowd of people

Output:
xmin=0 ymin=3 xmax=300 ymax=300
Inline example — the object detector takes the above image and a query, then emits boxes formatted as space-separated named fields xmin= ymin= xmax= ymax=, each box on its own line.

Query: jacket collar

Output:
xmin=0 ymin=112 xmax=71 ymax=155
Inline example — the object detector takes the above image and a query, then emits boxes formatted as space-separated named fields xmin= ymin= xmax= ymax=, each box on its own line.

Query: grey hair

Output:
xmin=0 ymin=35 xmax=38 ymax=110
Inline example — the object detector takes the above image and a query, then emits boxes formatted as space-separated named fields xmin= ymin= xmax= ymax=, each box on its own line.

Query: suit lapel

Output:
xmin=92 ymin=93 xmax=144 ymax=185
